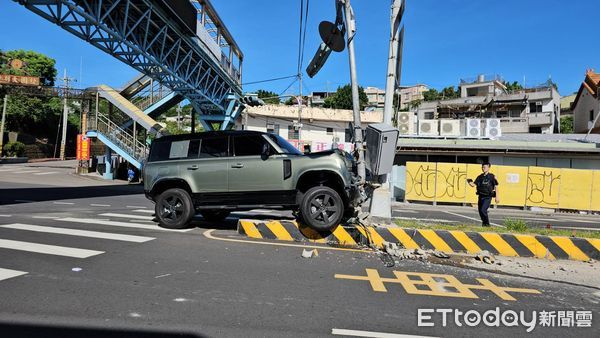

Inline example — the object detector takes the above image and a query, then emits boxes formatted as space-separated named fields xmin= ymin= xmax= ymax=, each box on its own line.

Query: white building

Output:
xmin=364 ymin=86 xmax=385 ymax=111
xmin=416 ymin=75 xmax=561 ymax=134
xmin=235 ymin=105 xmax=383 ymax=151
xmin=572 ymin=70 xmax=600 ymax=134
xmin=398 ymin=84 xmax=428 ymax=110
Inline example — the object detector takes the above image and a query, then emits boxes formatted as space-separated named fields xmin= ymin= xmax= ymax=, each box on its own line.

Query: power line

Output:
xmin=297 ymin=0 xmax=305 ymax=75
xmin=299 ymin=0 xmax=310 ymax=73
xmin=242 ymin=74 xmax=298 ymax=86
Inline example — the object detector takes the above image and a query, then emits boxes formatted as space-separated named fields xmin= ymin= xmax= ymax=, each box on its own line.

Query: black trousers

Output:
xmin=478 ymin=196 xmax=492 ymax=226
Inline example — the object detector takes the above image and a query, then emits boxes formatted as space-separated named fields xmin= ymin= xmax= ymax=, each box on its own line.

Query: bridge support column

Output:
xmin=103 ymin=147 xmax=114 ymax=180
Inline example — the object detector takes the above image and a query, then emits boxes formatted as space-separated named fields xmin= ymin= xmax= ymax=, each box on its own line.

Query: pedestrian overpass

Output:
xmin=14 ymin=0 xmax=245 ymax=173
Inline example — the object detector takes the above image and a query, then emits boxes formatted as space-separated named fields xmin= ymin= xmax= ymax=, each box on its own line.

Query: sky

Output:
xmin=1 ymin=0 xmax=599 ymax=97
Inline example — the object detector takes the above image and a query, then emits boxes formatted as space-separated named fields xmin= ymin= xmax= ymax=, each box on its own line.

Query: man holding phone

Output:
xmin=467 ymin=162 xmax=499 ymax=227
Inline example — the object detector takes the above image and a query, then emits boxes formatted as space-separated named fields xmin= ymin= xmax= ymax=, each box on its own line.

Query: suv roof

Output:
xmin=153 ymin=130 xmax=267 ymax=143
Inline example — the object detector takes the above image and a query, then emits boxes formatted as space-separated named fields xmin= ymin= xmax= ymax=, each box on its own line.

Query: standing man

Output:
xmin=467 ymin=162 xmax=500 ymax=227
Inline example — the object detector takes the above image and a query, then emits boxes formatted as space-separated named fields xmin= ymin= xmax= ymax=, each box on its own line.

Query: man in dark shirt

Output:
xmin=467 ymin=162 xmax=500 ymax=227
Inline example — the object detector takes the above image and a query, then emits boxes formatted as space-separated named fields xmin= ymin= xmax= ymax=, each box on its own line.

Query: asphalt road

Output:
xmin=0 ymin=162 xmax=599 ymax=337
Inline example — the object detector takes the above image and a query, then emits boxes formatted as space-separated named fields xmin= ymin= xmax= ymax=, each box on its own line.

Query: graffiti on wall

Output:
xmin=526 ymin=170 xmax=561 ymax=207
xmin=436 ymin=166 xmax=468 ymax=201
xmin=406 ymin=164 xmax=437 ymax=199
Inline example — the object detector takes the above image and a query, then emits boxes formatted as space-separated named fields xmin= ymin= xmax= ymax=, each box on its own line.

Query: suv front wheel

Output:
xmin=299 ymin=186 xmax=344 ymax=231
xmin=155 ymin=188 xmax=195 ymax=229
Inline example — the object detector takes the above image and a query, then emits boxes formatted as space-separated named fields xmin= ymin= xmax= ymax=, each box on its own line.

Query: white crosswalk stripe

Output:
xmin=132 ymin=209 xmax=155 ymax=214
xmin=0 ymin=268 xmax=28 ymax=281
xmin=57 ymin=217 xmax=192 ymax=232
xmin=13 ymin=170 xmax=40 ymax=174
xmin=33 ymin=172 xmax=59 ymax=176
xmin=99 ymin=213 xmax=154 ymax=221
xmin=1 ymin=223 xmax=155 ymax=243
xmin=0 ymin=239 xmax=104 ymax=258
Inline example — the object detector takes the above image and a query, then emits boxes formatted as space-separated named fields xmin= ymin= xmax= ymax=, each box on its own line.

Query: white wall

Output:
xmin=573 ymin=91 xmax=599 ymax=133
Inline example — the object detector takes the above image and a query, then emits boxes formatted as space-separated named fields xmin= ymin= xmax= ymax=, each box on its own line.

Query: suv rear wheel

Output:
xmin=201 ymin=210 xmax=231 ymax=222
xmin=299 ymin=186 xmax=344 ymax=231
xmin=155 ymin=188 xmax=195 ymax=229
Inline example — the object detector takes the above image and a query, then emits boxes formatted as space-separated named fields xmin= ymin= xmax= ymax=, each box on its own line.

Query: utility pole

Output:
xmin=297 ymin=72 xmax=303 ymax=140
xmin=59 ymin=69 xmax=76 ymax=160
xmin=0 ymin=93 xmax=7 ymax=158
xmin=370 ymin=0 xmax=405 ymax=221
xmin=342 ymin=0 xmax=366 ymax=186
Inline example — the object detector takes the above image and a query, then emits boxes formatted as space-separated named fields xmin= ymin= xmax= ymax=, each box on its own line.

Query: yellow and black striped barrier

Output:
xmin=237 ymin=219 xmax=600 ymax=262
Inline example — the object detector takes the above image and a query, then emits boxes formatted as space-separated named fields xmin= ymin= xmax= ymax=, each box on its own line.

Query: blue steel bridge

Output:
xmin=14 ymin=0 xmax=245 ymax=174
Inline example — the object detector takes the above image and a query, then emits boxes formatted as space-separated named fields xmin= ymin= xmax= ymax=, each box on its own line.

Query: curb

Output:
xmin=237 ymin=219 xmax=600 ymax=262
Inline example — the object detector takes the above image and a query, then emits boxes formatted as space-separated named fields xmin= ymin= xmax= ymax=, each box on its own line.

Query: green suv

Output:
xmin=143 ymin=131 xmax=358 ymax=231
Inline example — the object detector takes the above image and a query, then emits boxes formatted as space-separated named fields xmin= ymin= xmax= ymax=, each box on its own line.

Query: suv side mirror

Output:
xmin=261 ymin=143 xmax=271 ymax=160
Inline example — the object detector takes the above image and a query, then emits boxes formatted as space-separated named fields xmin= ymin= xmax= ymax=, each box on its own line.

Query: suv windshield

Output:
xmin=266 ymin=134 xmax=303 ymax=155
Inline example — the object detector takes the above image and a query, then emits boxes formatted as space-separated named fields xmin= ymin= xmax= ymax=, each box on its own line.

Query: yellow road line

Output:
xmin=239 ymin=220 xmax=262 ymax=239
xmin=514 ymin=234 xmax=554 ymax=259
xmin=265 ymin=221 xmax=294 ymax=241
xmin=418 ymin=229 xmax=453 ymax=253
xmin=480 ymin=233 xmax=519 ymax=257
xmin=449 ymin=230 xmax=481 ymax=254
xmin=551 ymin=237 xmax=589 ymax=261
xmin=387 ymin=228 xmax=419 ymax=249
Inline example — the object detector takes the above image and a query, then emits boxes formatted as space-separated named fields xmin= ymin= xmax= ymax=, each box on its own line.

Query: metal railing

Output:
xmin=129 ymin=81 xmax=174 ymax=112
xmin=91 ymin=112 xmax=148 ymax=162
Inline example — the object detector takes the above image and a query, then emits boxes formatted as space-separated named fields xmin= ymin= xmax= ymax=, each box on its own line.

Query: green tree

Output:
xmin=440 ymin=86 xmax=460 ymax=99
xmin=423 ymin=88 xmax=440 ymax=102
xmin=503 ymin=81 xmax=524 ymax=92
xmin=560 ymin=115 xmax=573 ymax=134
xmin=323 ymin=84 xmax=368 ymax=110
xmin=0 ymin=50 xmax=57 ymax=86
xmin=256 ymin=89 xmax=280 ymax=105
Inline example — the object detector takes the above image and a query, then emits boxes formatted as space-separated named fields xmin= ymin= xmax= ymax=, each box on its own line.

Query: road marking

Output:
xmin=99 ymin=213 xmax=154 ymax=221
xmin=13 ymin=170 xmax=40 ymax=174
xmin=32 ymin=216 xmax=60 ymax=219
xmin=391 ymin=209 xmax=419 ymax=214
xmin=33 ymin=172 xmax=58 ymax=176
xmin=126 ymin=205 xmax=147 ymax=209
xmin=0 ymin=239 xmax=104 ymax=258
xmin=550 ymin=225 xmax=600 ymax=231
xmin=133 ymin=209 xmax=154 ymax=214
xmin=57 ymin=217 xmax=192 ymax=232
xmin=559 ymin=218 xmax=600 ymax=224
xmin=491 ymin=216 xmax=557 ymax=222
xmin=443 ymin=210 xmax=504 ymax=227
xmin=335 ymin=268 xmax=540 ymax=301
xmin=0 ymin=215 xmax=11 ymax=217
xmin=1 ymin=223 xmax=155 ymax=243
xmin=53 ymin=201 xmax=75 ymax=205
xmin=332 ymin=328 xmax=437 ymax=338
xmin=394 ymin=216 xmax=458 ymax=223
xmin=90 ymin=204 xmax=111 ymax=207
xmin=0 ymin=268 xmax=28 ymax=281
xmin=204 ymin=229 xmax=367 ymax=253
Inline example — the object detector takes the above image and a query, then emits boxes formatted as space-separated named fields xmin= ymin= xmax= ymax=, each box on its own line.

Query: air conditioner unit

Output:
xmin=439 ymin=119 xmax=461 ymax=137
xmin=465 ymin=118 xmax=482 ymax=137
xmin=485 ymin=118 xmax=502 ymax=138
xmin=397 ymin=111 xmax=415 ymax=135
xmin=418 ymin=120 xmax=439 ymax=136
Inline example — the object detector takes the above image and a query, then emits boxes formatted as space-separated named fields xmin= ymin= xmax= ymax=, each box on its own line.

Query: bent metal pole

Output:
xmin=341 ymin=0 xmax=366 ymax=185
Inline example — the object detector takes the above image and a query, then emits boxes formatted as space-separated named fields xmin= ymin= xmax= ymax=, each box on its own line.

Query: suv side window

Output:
xmin=148 ymin=141 xmax=171 ymax=162
xmin=199 ymin=136 xmax=228 ymax=158
xmin=233 ymin=135 xmax=266 ymax=156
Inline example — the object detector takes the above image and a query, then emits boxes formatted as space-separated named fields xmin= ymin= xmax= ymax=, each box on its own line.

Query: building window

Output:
xmin=424 ymin=111 xmax=434 ymax=119
xmin=345 ymin=128 xmax=353 ymax=143
xmin=530 ymin=102 xmax=543 ymax=113
xmin=326 ymin=127 xmax=333 ymax=135
xmin=591 ymin=110 xmax=595 ymax=122
xmin=510 ymin=110 xmax=522 ymax=118
xmin=288 ymin=125 xmax=299 ymax=140
xmin=496 ymin=111 xmax=508 ymax=118
xmin=266 ymin=123 xmax=280 ymax=135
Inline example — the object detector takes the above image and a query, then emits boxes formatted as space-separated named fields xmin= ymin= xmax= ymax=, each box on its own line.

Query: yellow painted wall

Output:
xmin=559 ymin=169 xmax=593 ymax=211
xmin=405 ymin=161 xmax=598 ymax=212
xmin=435 ymin=163 xmax=468 ymax=203
xmin=496 ymin=166 xmax=529 ymax=207
xmin=405 ymin=162 xmax=437 ymax=202
xmin=525 ymin=167 xmax=561 ymax=208
xmin=591 ymin=171 xmax=600 ymax=212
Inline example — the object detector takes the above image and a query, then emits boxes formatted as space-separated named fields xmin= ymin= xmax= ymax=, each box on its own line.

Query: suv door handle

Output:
xmin=231 ymin=163 xmax=244 ymax=169
xmin=187 ymin=165 xmax=199 ymax=170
